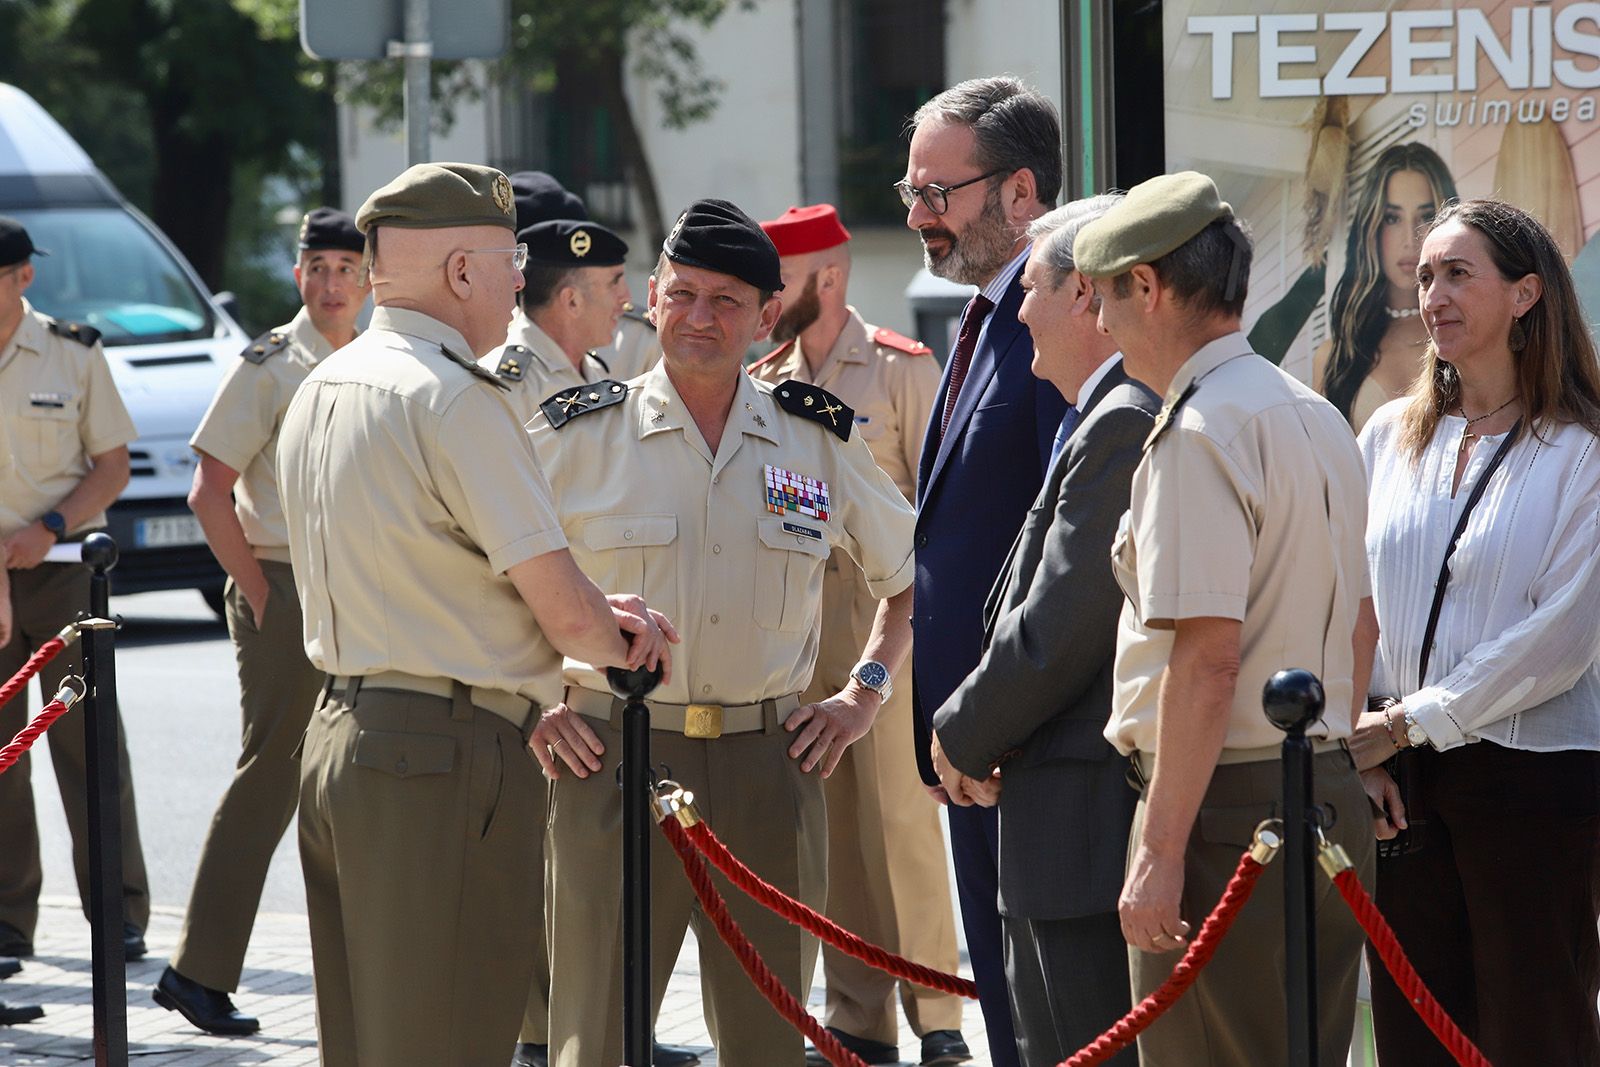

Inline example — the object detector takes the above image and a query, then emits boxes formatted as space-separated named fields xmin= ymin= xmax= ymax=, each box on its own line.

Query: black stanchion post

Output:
xmin=1263 ymin=667 xmax=1324 ymax=1067
xmin=607 ymin=660 xmax=663 ymax=1067
xmin=79 ymin=532 xmax=126 ymax=1067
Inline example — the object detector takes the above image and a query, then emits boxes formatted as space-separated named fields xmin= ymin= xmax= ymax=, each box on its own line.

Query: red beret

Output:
xmin=760 ymin=204 xmax=851 ymax=257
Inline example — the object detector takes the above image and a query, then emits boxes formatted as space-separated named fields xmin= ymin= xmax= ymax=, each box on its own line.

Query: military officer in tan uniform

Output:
xmin=602 ymin=308 xmax=662 ymax=381
xmin=530 ymin=199 xmax=917 ymax=1067
xmin=153 ymin=208 xmax=370 ymax=1036
xmin=0 ymin=216 xmax=151 ymax=962
xmin=1078 ymin=173 xmax=1375 ymax=1066
xmin=750 ymin=204 xmax=968 ymax=1067
xmin=482 ymin=218 xmax=631 ymax=424
xmin=276 ymin=163 xmax=674 ymax=1067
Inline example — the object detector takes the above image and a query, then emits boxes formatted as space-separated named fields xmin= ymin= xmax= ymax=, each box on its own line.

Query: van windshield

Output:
xmin=10 ymin=207 xmax=213 ymax=346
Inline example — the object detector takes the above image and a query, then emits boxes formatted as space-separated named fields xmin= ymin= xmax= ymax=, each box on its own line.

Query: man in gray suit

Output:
xmin=930 ymin=194 xmax=1156 ymax=1066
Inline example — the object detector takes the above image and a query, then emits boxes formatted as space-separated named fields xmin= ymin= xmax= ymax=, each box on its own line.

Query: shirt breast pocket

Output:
xmin=21 ymin=399 xmax=80 ymax=470
xmin=581 ymin=514 xmax=679 ymax=622
xmin=755 ymin=515 xmax=830 ymax=632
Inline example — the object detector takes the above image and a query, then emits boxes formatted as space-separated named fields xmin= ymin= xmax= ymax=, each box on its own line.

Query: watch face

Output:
xmin=857 ymin=662 xmax=889 ymax=688
xmin=1407 ymin=722 xmax=1427 ymax=745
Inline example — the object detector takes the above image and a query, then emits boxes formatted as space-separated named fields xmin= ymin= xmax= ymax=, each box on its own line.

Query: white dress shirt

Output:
xmin=1360 ymin=400 xmax=1600 ymax=752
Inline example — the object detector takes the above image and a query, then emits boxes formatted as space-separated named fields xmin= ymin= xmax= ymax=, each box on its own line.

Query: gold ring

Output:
xmin=553 ymin=738 xmax=569 ymax=748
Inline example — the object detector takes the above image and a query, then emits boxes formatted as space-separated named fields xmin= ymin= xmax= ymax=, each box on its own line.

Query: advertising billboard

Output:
xmin=1165 ymin=2 xmax=1600 ymax=428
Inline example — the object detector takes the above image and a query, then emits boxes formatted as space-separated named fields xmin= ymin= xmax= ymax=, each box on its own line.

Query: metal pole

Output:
xmin=1263 ymin=668 xmax=1324 ymax=1067
xmin=80 ymin=532 xmax=126 ymax=1067
xmin=607 ymin=661 xmax=662 ymax=1067
xmin=401 ymin=0 xmax=432 ymax=165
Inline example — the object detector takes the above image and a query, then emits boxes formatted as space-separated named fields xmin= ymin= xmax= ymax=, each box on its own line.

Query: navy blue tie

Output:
xmin=1049 ymin=404 xmax=1081 ymax=464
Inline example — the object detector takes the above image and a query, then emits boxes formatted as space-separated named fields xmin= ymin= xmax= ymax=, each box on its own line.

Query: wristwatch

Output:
xmin=851 ymin=660 xmax=893 ymax=703
xmin=1403 ymin=706 xmax=1430 ymax=748
xmin=39 ymin=511 xmax=66 ymax=539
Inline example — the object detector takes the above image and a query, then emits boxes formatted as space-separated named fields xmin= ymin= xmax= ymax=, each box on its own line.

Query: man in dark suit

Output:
xmin=930 ymin=195 xmax=1155 ymax=1066
xmin=897 ymin=76 xmax=1069 ymax=1067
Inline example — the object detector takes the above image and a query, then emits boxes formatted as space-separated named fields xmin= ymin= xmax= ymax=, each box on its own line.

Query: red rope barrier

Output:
xmin=0 ymin=698 xmax=72 ymax=777
xmin=0 ymin=633 xmax=71 ymax=714
xmin=660 ymin=817 xmax=866 ymax=1067
xmin=680 ymin=820 xmax=979 ymax=1000
xmin=1060 ymin=851 xmax=1268 ymax=1067
xmin=1331 ymin=869 xmax=1492 ymax=1067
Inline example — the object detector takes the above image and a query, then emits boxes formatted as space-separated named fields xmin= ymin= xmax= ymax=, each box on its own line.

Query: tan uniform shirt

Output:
xmin=528 ymin=362 xmax=916 ymax=705
xmin=595 ymin=312 xmax=660 ymax=383
xmin=1105 ymin=332 xmax=1370 ymax=756
xmin=0 ymin=299 xmax=137 ymax=539
xmin=749 ymin=309 xmax=937 ymax=685
xmin=479 ymin=307 xmax=609 ymax=426
xmin=278 ymin=307 xmax=569 ymax=709
xmin=191 ymin=307 xmax=335 ymax=563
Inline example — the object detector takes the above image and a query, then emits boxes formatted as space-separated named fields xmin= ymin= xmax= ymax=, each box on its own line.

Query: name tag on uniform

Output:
xmin=782 ymin=521 xmax=823 ymax=540
xmin=29 ymin=392 xmax=70 ymax=408
xmin=765 ymin=465 xmax=831 ymax=521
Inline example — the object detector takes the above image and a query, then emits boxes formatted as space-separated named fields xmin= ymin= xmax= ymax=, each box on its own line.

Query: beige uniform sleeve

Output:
xmin=1134 ymin=427 xmax=1256 ymax=625
xmin=895 ymin=355 xmax=941 ymax=483
xmin=79 ymin=344 xmax=137 ymax=457
xmin=191 ymin=360 xmax=277 ymax=473
xmin=834 ymin=427 xmax=916 ymax=598
xmin=434 ymin=386 xmax=568 ymax=574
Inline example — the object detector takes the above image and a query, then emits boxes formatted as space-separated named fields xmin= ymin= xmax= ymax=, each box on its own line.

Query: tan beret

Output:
xmin=355 ymin=162 xmax=516 ymax=234
xmin=1072 ymin=171 xmax=1233 ymax=277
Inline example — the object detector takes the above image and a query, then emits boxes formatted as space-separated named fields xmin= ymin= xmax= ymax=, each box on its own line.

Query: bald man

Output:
xmin=276 ymin=163 xmax=675 ymax=1067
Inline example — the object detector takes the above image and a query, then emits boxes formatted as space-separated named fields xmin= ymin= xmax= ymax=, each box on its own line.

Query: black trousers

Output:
xmin=1004 ymin=911 xmax=1134 ymax=1067
xmin=1371 ymin=742 xmax=1600 ymax=1067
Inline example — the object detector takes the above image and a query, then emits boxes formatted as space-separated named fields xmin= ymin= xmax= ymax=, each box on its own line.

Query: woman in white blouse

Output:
xmin=1350 ymin=198 xmax=1600 ymax=1067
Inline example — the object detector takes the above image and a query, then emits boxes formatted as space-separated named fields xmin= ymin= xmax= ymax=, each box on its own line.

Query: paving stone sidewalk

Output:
xmin=0 ymin=897 xmax=989 ymax=1066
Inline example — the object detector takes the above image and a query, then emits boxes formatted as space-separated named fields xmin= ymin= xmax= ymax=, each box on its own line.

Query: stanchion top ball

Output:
xmin=80 ymin=532 xmax=118 ymax=572
xmin=607 ymin=663 xmax=663 ymax=702
xmin=1262 ymin=668 xmax=1325 ymax=732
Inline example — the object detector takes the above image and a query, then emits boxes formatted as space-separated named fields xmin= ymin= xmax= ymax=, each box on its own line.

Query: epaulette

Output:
xmin=540 ymin=380 xmax=628 ymax=429
xmin=623 ymin=309 xmax=655 ymax=330
xmin=495 ymin=345 xmax=528 ymax=382
xmin=1143 ymin=380 xmax=1199 ymax=453
xmin=441 ymin=346 xmax=510 ymax=391
xmin=746 ymin=339 xmax=795 ymax=375
xmin=240 ymin=329 xmax=291 ymax=364
xmin=587 ymin=350 xmax=611 ymax=375
xmin=872 ymin=326 xmax=932 ymax=356
xmin=47 ymin=319 xmax=102 ymax=347
xmin=773 ymin=380 xmax=854 ymax=442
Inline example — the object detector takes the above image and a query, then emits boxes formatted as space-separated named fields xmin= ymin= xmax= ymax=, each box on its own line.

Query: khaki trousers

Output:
xmin=0 ymin=562 xmax=150 ymax=938
xmin=298 ymin=679 xmax=543 ymax=1067
xmin=516 ymin=771 xmax=551 ymax=1045
xmin=170 ymin=561 xmax=322 ymax=991
xmin=1129 ymin=749 xmax=1374 ymax=1066
xmin=547 ymin=702 xmax=827 ymax=1067
xmin=805 ymin=675 xmax=962 ymax=1045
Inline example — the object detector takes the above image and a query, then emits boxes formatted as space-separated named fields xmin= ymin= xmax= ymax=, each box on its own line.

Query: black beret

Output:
xmin=519 ymin=219 xmax=628 ymax=267
xmin=298 ymin=207 xmax=364 ymax=254
xmin=0 ymin=216 xmax=47 ymax=269
xmin=510 ymin=171 xmax=588 ymax=233
xmin=663 ymin=199 xmax=784 ymax=293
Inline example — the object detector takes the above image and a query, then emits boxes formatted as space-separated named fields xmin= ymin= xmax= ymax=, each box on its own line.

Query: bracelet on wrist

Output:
xmin=1382 ymin=704 xmax=1405 ymax=749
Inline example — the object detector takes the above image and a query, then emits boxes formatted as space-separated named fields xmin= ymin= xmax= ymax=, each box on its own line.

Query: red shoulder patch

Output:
xmin=872 ymin=326 xmax=932 ymax=356
xmin=746 ymin=338 xmax=796 ymax=375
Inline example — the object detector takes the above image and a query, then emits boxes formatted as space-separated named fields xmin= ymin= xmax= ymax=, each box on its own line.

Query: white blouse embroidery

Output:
xmin=1359 ymin=400 xmax=1600 ymax=752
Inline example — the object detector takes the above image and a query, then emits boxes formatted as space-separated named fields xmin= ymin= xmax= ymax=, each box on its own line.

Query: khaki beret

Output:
xmin=355 ymin=162 xmax=516 ymax=234
xmin=1073 ymin=171 xmax=1233 ymax=277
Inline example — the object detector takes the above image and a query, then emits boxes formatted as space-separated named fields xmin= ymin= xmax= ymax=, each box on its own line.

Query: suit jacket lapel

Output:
xmin=924 ymin=269 xmax=1027 ymax=498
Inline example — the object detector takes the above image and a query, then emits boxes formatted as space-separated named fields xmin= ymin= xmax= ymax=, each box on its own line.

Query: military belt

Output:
xmin=1128 ymin=738 xmax=1349 ymax=789
xmin=328 ymin=671 xmax=534 ymax=731
xmin=565 ymin=686 xmax=801 ymax=739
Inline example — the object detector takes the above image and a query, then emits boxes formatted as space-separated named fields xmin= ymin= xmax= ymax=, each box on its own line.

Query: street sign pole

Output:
xmin=393 ymin=0 xmax=432 ymax=165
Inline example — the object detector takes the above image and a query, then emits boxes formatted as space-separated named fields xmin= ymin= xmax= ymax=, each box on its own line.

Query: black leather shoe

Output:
xmin=511 ymin=1042 xmax=548 ymax=1067
xmin=653 ymin=1039 xmax=701 ymax=1066
xmin=0 ymin=1000 xmax=44 ymax=1025
xmin=806 ymin=1027 xmax=899 ymax=1065
xmin=0 ymin=957 xmax=19 ymax=981
xmin=919 ymin=1030 xmax=971 ymax=1065
xmin=124 ymin=922 xmax=147 ymax=961
xmin=152 ymin=965 xmax=260 ymax=1036
xmin=0 ymin=922 xmax=31 ymax=959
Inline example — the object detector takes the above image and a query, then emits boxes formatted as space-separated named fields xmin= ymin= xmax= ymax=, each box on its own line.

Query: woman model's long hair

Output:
xmin=1321 ymin=142 xmax=1457 ymax=420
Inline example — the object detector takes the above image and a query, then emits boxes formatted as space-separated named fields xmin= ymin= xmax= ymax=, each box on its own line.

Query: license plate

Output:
xmin=135 ymin=514 xmax=205 ymax=548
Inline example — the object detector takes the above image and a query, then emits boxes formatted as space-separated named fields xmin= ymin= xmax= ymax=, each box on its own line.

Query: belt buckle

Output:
xmin=684 ymin=704 xmax=723 ymax=739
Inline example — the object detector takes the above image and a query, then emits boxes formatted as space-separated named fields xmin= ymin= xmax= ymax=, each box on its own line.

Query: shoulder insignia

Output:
xmin=47 ymin=319 xmax=102 ymax=347
xmin=623 ymin=309 xmax=655 ymax=330
xmin=540 ymin=380 xmax=628 ymax=429
xmin=773 ymin=380 xmax=854 ymax=442
xmin=872 ymin=326 xmax=932 ymax=356
xmin=441 ymin=345 xmax=511 ymax=391
xmin=494 ymin=345 xmax=528 ymax=382
xmin=240 ymin=329 xmax=292 ymax=364
xmin=1143 ymin=380 xmax=1199 ymax=453
xmin=587 ymin=350 xmax=611 ymax=375
xmin=746 ymin=339 xmax=795 ymax=376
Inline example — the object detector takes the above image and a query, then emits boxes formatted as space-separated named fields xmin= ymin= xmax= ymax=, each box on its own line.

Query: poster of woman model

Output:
xmin=1166 ymin=0 xmax=1600 ymax=428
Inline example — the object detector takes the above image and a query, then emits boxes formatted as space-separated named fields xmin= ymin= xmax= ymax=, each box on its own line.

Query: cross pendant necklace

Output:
xmin=1457 ymin=395 xmax=1519 ymax=454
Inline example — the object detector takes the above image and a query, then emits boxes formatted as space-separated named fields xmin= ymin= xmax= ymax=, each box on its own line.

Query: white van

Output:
xmin=0 ymin=83 xmax=241 ymax=611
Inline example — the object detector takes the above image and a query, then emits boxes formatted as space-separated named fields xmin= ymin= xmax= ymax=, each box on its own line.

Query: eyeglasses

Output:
xmin=460 ymin=243 xmax=529 ymax=271
xmin=894 ymin=170 xmax=1005 ymax=216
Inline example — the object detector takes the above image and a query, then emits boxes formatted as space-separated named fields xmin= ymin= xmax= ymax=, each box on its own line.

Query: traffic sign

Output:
xmin=300 ymin=0 xmax=508 ymax=61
